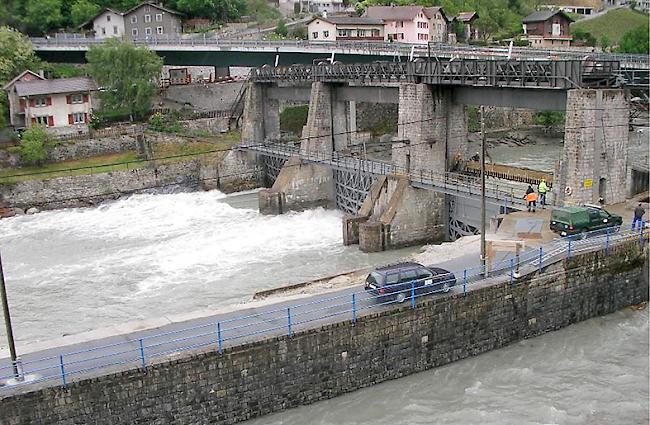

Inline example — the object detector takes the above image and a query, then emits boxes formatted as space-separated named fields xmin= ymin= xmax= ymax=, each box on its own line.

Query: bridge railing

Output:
xmin=1 ymin=224 xmax=646 ymax=393
xmin=29 ymin=36 xmax=650 ymax=67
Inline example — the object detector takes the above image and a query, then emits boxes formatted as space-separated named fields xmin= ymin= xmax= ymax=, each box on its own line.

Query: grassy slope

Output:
xmin=572 ymin=8 xmax=649 ymax=44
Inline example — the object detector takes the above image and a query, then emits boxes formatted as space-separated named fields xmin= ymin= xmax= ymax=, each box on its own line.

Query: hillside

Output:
xmin=571 ymin=8 xmax=649 ymax=44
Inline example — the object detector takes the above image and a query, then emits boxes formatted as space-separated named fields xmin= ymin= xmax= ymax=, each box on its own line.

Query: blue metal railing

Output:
xmin=0 ymin=223 xmax=647 ymax=392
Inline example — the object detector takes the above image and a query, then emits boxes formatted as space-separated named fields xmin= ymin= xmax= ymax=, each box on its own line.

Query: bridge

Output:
xmin=239 ymin=57 xmax=633 ymax=249
xmin=30 ymin=37 xmax=649 ymax=71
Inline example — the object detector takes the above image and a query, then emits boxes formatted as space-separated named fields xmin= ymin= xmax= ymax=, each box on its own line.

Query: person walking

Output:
xmin=525 ymin=185 xmax=537 ymax=212
xmin=632 ymin=203 xmax=645 ymax=230
xmin=538 ymin=179 xmax=549 ymax=209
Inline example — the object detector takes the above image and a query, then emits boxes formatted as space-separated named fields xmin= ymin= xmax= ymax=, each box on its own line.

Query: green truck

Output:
xmin=550 ymin=205 xmax=623 ymax=237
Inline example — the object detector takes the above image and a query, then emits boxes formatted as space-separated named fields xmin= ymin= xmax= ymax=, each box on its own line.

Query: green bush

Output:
xmin=280 ymin=105 xmax=308 ymax=134
xmin=19 ymin=125 xmax=49 ymax=166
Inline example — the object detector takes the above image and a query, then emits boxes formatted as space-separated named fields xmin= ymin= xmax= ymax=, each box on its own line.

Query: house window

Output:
xmin=156 ymin=13 xmax=163 ymax=22
xmin=34 ymin=116 xmax=51 ymax=126
xmin=107 ymin=15 xmax=111 ymax=22
xmin=357 ymin=29 xmax=366 ymax=37
xmin=145 ymin=5 xmax=151 ymax=12
xmin=131 ymin=15 xmax=137 ymax=24
xmin=145 ymin=14 xmax=151 ymax=23
xmin=323 ymin=30 xmax=329 ymax=37
xmin=71 ymin=94 xmax=83 ymax=104
xmin=102 ymin=27 xmax=106 ymax=35
xmin=72 ymin=112 xmax=85 ymax=124
xmin=156 ymin=26 xmax=163 ymax=34
xmin=312 ymin=32 xmax=318 ymax=38
xmin=145 ymin=27 xmax=152 ymax=35
xmin=132 ymin=28 xmax=138 ymax=36
xmin=35 ymin=97 xmax=47 ymax=107
xmin=113 ymin=26 xmax=118 ymax=34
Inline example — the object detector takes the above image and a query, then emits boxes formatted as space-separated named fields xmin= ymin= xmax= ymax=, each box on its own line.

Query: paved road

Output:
xmin=0 ymin=227 xmax=643 ymax=395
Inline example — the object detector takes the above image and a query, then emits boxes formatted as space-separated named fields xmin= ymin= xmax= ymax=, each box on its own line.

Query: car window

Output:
xmin=587 ymin=208 xmax=600 ymax=220
xmin=417 ymin=268 xmax=433 ymax=279
xmin=599 ymin=210 xmax=610 ymax=219
xmin=399 ymin=269 xmax=418 ymax=283
xmin=366 ymin=272 xmax=382 ymax=285
xmin=385 ymin=273 xmax=399 ymax=285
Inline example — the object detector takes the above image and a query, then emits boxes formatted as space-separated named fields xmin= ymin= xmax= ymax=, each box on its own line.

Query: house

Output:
xmin=540 ymin=0 xmax=604 ymax=15
xmin=3 ymin=71 xmax=98 ymax=135
xmin=424 ymin=7 xmax=451 ymax=43
xmin=307 ymin=16 xmax=384 ymax=41
xmin=522 ymin=10 xmax=574 ymax=47
xmin=364 ymin=6 xmax=431 ymax=43
xmin=455 ymin=11 xmax=480 ymax=42
xmin=81 ymin=1 xmax=182 ymax=39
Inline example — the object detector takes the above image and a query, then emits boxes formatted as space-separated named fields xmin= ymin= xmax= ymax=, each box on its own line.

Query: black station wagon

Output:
xmin=364 ymin=262 xmax=457 ymax=303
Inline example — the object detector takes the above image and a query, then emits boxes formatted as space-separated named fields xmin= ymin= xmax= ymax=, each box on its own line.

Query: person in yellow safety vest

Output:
xmin=538 ymin=179 xmax=549 ymax=209
xmin=524 ymin=185 xmax=538 ymax=212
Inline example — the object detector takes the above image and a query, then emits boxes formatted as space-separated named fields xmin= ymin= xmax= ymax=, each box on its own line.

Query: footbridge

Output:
xmin=241 ymin=57 xmax=632 ymax=250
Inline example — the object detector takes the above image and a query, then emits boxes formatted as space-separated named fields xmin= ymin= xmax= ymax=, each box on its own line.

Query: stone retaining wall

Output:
xmin=0 ymin=150 xmax=260 ymax=211
xmin=0 ymin=240 xmax=646 ymax=424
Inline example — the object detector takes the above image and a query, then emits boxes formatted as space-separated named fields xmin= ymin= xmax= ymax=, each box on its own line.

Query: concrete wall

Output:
xmin=556 ymin=89 xmax=629 ymax=206
xmin=259 ymin=155 xmax=335 ymax=214
xmin=241 ymin=83 xmax=279 ymax=143
xmin=164 ymin=81 xmax=243 ymax=112
xmin=357 ymin=176 xmax=445 ymax=251
xmin=1 ymin=240 xmax=646 ymax=424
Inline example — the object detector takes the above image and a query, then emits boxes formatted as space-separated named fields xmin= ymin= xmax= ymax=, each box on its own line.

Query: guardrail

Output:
xmin=28 ymin=37 xmax=649 ymax=68
xmin=1 ymin=223 xmax=647 ymax=392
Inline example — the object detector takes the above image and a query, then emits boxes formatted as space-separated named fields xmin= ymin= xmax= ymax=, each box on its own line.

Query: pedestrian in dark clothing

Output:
xmin=633 ymin=203 xmax=645 ymax=230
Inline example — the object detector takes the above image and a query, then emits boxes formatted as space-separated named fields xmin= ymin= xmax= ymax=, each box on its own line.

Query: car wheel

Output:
xmin=580 ymin=229 xmax=589 ymax=240
xmin=442 ymin=281 xmax=451 ymax=293
xmin=395 ymin=293 xmax=406 ymax=303
xmin=612 ymin=225 xmax=621 ymax=233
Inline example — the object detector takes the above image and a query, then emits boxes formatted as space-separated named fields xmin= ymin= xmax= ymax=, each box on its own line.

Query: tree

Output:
xmin=177 ymin=0 xmax=216 ymax=19
xmin=600 ymin=35 xmax=610 ymax=51
xmin=71 ymin=0 xmax=101 ymax=27
xmin=86 ymin=39 xmax=163 ymax=121
xmin=617 ymin=25 xmax=649 ymax=54
xmin=19 ymin=125 xmax=50 ymax=166
xmin=0 ymin=26 xmax=42 ymax=128
xmin=275 ymin=19 xmax=288 ymax=37
xmin=23 ymin=0 xmax=64 ymax=35
xmin=177 ymin=0 xmax=245 ymax=21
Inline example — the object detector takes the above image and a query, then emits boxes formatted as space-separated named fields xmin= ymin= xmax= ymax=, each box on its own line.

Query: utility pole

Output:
xmin=0 ymin=252 xmax=20 ymax=380
xmin=480 ymin=106 xmax=487 ymax=277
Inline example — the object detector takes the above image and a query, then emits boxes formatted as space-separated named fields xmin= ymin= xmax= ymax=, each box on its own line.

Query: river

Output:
xmin=245 ymin=307 xmax=649 ymax=425
xmin=0 ymin=189 xmax=416 ymax=348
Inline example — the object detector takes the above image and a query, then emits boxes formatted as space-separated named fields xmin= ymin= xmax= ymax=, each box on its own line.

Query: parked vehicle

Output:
xmin=550 ymin=204 xmax=622 ymax=238
xmin=364 ymin=262 xmax=456 ymax=303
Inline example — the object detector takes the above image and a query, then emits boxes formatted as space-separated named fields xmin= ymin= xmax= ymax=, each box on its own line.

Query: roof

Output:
xmin=308 ymin=16 xmax=384 ymax=25
xmin=123 ymin=1 xmax=182 ymax=17
xmin=423 ymin=7 xmax=450 ymax=21
xmin=364 ymin=6 xmax=427 ymax=21
xmin=523 ymin=10 xmax=574 ymax=23
xmin=2 ymin=70 xmax=44 ymax=91
xmin=456 ymin=11 xmax=478 ymax=22
xmin=14 ymin=77 xmax=98 ymax=97
xmin=78 ymin=7 xmax=124 ymax=29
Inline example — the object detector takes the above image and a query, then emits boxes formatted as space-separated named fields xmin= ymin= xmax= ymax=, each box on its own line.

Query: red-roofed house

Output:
xmin=3 ymin=71 xmax=98 ymax=134
xmin=456 ymin=11 xmax=480 ymax=42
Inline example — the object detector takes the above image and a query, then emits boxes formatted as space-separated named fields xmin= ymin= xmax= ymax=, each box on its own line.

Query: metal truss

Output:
xmin=333 ymin=169 xmax=374 ymax=215
xmin=448 ymin=218 xmax=479 ymax=240
xmin=259 ymin=154 xmax=287 ymax=184
xmin=250 ymin=59 xmax=630 ymax=89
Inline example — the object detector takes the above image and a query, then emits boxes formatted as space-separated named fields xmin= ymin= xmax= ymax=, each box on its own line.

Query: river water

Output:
xmin=0 ymin=189 xmax=416 ymax=348
xmin=246 ymin=308 xmax=649 ymax=425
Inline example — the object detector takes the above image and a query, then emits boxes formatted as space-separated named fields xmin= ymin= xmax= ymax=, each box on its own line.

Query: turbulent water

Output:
xmin=246 ymin=308 xmax=649 ymax=425
xmin=0 ymin=189 xmax=415 ymax=348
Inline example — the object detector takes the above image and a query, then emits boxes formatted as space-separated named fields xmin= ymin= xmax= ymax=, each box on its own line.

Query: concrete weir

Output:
xmin=343 ymin=175 xmax=445 ymax=252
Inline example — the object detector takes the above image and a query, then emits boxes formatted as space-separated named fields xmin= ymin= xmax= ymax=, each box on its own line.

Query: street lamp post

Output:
xmin=480 ymin=106 xmax=487 ymax=276
xmin=0 ymin=252 xmax=20 ymax=380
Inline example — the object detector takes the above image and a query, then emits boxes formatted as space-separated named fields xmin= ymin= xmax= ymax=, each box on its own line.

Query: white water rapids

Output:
xmin=0 ymin=189 xmax=415 ymax=348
